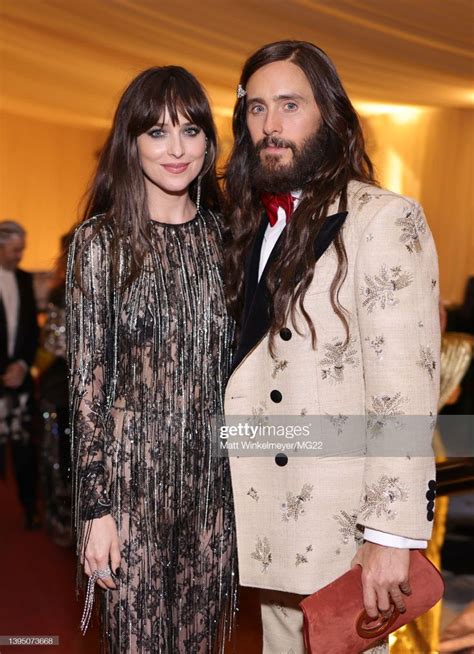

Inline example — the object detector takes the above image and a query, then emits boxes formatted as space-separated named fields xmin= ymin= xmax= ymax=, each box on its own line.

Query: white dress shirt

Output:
xmin=257 ymin=195 xmax=427 ymax=549
xmin=0 ymin=266 xmax=19 ymax=357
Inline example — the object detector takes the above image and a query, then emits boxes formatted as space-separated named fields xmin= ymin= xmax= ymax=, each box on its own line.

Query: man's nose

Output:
xmin=263 ymin=109 xmax=282 ymax=136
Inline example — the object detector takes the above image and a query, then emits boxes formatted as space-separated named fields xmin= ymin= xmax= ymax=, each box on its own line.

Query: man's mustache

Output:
xmin=255 ymin=136 xmax=297 ymax=155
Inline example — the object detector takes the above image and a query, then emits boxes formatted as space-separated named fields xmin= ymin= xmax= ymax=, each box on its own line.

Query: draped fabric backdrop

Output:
xmin=365 ymin=108 xmax=474 ymax=304
xmin=1 ymin=0 xmax=473 ymax=302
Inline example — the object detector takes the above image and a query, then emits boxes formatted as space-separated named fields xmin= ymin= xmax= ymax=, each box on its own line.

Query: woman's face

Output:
xmin=137 ymin=109 xmax=206 ymax=198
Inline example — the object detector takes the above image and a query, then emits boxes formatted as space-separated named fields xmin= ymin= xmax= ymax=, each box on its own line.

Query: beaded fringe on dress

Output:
xmin=66 ymin=210 xmax=237 ymax=653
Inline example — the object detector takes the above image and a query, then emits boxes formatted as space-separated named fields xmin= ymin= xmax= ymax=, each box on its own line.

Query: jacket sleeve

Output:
xmin=354 ymin=196 xmax=440 ymax=541
xmin=66 ymin=219 xmax=113 ymax=525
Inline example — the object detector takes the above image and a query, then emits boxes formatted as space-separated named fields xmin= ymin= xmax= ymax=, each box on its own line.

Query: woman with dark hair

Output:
xmin=67 ymin=66 xmax=236 ymax=653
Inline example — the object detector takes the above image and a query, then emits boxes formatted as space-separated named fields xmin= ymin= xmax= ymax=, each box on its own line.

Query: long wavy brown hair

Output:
xmin=76 ymin=66 xmax=221 ymax=287
xmin=223 ymin=41 xmax=376 ymax=351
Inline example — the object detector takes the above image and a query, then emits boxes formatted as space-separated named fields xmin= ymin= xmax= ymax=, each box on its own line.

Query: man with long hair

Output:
xmin=224 ymin=41 xmax=440 ymax=652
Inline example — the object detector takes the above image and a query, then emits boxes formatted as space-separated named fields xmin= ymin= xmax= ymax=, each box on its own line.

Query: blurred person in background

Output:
xmin=38 ymin=234 xmax=73 ymax=546
xmin=67 ymin=66 xmax=236 ymax=652
xmin=0 ymin=220 xmax=40 ymax=529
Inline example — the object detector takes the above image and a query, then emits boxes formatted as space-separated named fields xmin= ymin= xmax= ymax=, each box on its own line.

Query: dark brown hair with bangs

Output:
xmin=76 ymin=66 xmax=220 ymax=287
xmin=223 ymin=41 xmax=375 ymax=351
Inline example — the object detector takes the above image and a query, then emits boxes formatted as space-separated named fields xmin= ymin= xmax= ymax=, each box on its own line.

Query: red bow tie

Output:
xmin=261 ymin=193 xmax=295 ymax=227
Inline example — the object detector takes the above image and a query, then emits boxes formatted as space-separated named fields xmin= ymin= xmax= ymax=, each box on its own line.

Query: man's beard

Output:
xmin=250 ymin=124 xmax=329 ymax=194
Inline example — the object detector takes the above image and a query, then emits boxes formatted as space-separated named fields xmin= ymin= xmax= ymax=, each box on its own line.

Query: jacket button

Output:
xmin=270 ymin=390 xmax=282 ymax=403
xmin=427 ymin=510 xmax=434 ymax=521
xmin=428 ymin=480 xmax=436 ymax=491
xmin=426 ymin=500 xmax=435 ymax=511
xmin=426 ymin=489 xmax=436 ymax=501
xmin=280 ymin=328 xmax=292 ymax=341
xmin=275 ymin=453 xmax=288 ymax=467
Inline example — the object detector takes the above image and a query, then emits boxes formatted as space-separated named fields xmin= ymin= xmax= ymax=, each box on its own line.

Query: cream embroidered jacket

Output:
xmin=224 ymin=180 xmax=440 ymax=594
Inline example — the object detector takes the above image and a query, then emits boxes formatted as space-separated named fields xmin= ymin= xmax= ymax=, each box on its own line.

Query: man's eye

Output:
xmin=147 ymin=128 xmax=164 ymax=138
xmin=285 ymin=102 xmax=298 ymax=111
xmin=249 ymin=105 xmax=265 ymax=114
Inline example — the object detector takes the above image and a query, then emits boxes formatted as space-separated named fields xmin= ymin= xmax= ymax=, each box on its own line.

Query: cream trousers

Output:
xmin=260 ymin=589 xmax=389 ymax=654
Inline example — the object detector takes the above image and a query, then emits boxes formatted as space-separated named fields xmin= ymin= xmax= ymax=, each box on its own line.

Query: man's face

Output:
xmin=246 ymin=60 xmax=322 ymax=173
xmin=0 ymin=235 xmax=25 ymax=271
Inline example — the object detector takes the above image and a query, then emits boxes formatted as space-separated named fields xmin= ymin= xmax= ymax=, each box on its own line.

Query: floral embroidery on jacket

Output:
xmin=361 ymin=265 xmax=413 ymax=313
xmin=326 ymin=413 xmax=349 ymax=435
xmin=281 ymin=484 xmax=314 ymax=521
xmin=396 ymin=207 xmax=426 ymax=254
xmin=417 ymin=346 xmax=436 ymax=381
xmin=250 ymin=403 xmax=269 ymax=427
xmin=333 ymin=510 xmax=364 ymax=545
xmin=368 ymin=393 xmax=408 ymax=436
xmin=295 ymin=545 xmax=313 ymax=566
xmin=251 ymin=536 xmax=272 ymax=572
xmin=358 ymin=192 xmax=383 ymax=207
xmin=370 ymin=393 xmax=407 ymax=415
xmin=320 ymin=338 xmax=359 ymax=383
xmin=272 ymin=359 xmax=288 ymax=379
xmin=359 ymin=476 xmax=408 ymax=521
xmin=365 ymin=335 xmax=385 ymax=359
xmin=247 ymin=487 xmax=259 ymax=502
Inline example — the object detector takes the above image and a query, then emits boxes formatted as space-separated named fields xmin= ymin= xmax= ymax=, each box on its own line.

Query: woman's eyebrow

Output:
xmin=150 ymin=121 xmax=196 ymax=127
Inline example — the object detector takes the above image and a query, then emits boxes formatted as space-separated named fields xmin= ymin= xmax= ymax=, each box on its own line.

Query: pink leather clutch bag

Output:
xmin=299 ymin=550 xmax=444 ymax=653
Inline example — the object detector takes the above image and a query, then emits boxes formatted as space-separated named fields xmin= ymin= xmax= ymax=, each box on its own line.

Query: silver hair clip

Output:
xmin=237 ymin=84 xmax=247 ymax=99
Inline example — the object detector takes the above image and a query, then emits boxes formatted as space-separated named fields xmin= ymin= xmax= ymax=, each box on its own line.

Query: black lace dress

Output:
xmin=66 ymin=210 xmax=236 ymax=653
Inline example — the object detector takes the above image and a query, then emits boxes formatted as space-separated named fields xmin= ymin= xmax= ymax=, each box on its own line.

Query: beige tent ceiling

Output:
xmin=1 ymin=0 xmax=473 ymax=128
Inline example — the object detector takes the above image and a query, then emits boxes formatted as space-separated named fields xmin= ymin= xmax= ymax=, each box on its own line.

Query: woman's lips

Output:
xmin=162 ymin=163 xmax=190 ymax=173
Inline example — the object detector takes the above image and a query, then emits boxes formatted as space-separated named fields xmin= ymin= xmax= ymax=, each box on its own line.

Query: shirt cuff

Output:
xmin=363 ymin=527 xmax=427 ymax=549
xmin=16 ymin=360 xmax=29 ymax=372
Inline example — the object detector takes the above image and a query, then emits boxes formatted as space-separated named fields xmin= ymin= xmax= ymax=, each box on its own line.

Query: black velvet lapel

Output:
xmin=314 ymin=211 xmax=348 ymax=261
xmin=230 ymin=210 xmax=348 ymax=374
xmin=240 ymin=214 xmax=268 ymax=329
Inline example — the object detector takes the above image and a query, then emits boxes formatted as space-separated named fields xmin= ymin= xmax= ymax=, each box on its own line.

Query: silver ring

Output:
xmin=95 ymin=566 xmax=111 ymax=579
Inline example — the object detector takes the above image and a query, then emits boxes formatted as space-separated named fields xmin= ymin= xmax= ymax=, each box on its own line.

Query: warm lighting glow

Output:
xmin=385 ymin=149 xmax=403 ymax=194
xmin=389 ymin=631 xmax=398 ymax=646
xmin=355 ymin=101 xmax=426 ymax=124
xmin=464 ymin=89 xmax=474 ymax=104
xmin=213 ymin=105 xmax=234 ymax=118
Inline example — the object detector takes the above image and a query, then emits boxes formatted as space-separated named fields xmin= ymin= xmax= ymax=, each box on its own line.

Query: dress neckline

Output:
xmin=149 ymin=209 xmax=202 ymax=227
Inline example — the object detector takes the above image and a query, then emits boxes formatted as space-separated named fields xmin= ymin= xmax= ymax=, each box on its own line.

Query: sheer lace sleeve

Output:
xmin=66 ymin=217 xmax=114 ymax=530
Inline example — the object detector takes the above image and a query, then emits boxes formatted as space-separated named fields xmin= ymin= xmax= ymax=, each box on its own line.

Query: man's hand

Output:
xmin=3 ymin=361 xmax=27 ymax=389
xmin=351 ymin=542 xmax=411 ymax=618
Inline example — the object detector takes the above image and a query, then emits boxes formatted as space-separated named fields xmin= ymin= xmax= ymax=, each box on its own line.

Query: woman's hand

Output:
xmin=351 ymin=542 xmax=411 ymax=618
xmin=82 ymin=514 xmax=121 ymax=590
